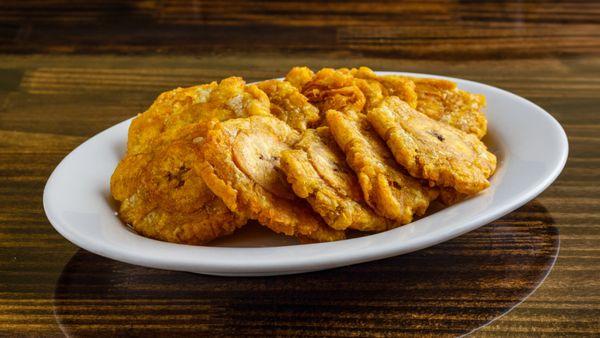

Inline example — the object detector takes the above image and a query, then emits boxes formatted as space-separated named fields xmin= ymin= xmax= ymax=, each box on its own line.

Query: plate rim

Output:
xmin=43 ymin=71 xmax=569 ymax=276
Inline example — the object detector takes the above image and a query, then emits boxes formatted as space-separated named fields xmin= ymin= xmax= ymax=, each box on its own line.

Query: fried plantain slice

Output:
xmin=110 ymin=152 xmax=152 ymax=203
xmin=281 ymin=127 xmax=397 ymax=232
xmin=127 ymin=77 xmax=271 ymax=155
xmin=326 ymin=110 xmax=437 ymax=224
xmin=351 ymin=76 xmax=386 ymax=112
xmin=257 ymin=79 xmax=320 ymax=131
xmin=408 ymin=77 xmax=487 ymax=138
xmin=350 ymin=67 xmax=487 ymax=138
xmin=111 ymin=128 xmax=247 ymax=245
xmin=367 ymin=96 xmax=496 ymax=195
xmin=285 ymin=66 xmax=315 ymax=90
xmin=127 ymin=83 xmax=215 ymax=155
xmin=438 ymin=188 xmax=468 ymax=206
xmin=349 ymin=66 xmax=418 ymax=110
xmin=302 ymin=68 xmax=366 ymax=116
xmin=199 ymin=115 xmax=345 ymax=242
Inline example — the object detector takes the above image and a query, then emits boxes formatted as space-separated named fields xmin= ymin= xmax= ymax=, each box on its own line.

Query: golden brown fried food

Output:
xmin=349 ymin=66 xmax=418 ymax=110
xmin=111 ymin=128 xmax=247 ymax=245
xmin=127 ymin=77 xmax=271 ymax=155
xmin=409 ymin=77 xmax=487 ymax=138
xmin=297 ymin=67 xmax=417 ymax=117
xmin=350 ymin=77 xmax=386 ymax=112
xmin=367 ymin=96 xmax=497 ymax=195
xmin=302 ymin=68 xmax=366 ymax=116
xmin=111 ymin=152 xmax=151 ymax=204
xmin=281 ymin=127 xmax=397 ymax=231
xmin=199 ymin=115 xmax=345 ymax=242
xmin=291 ymin=66 xmax=486 ymax=138
xmin=326 ymin=110 xmax=437 ymax=224
xmin=285 ymin=66 xmax=315 ymax=90
xmin=257 ymin=79 xmax=320 ymax=131
xmin=113 ymin=66 xmax=495 ymax=246
xmin=438 ymin=188 xmax=468 ymax=206
xmin=350 ymin=67 xmax=486 ymax=138
xmin=127 ymin=83 xmax=215 ymax=155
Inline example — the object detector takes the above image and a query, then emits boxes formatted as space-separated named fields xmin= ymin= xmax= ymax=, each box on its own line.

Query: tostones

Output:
xmin=408 ymin=77 xmax=487 ymax=138
xmin=302 ymin=68 xmax=366 ymax=116
xmin=367 ymin=96 xmax=497 ymax=195
xmin=199 ymin=115 xmax=345 ymax=242
xmin=281 ymin=127 xmax=397 ymax=232
xmin=111 ymin=125 xmax=247 ymax=245
xmin=349 ymin=66 xmax=418 ymax=111
xmin=285 ymin=66 xmax=315 ymax=90
xmin=257 ymin=79 xmax=320 ymax=131
xmin=438 ymin=188 xmax=468 ymax=206
xmin=127 ymin=77 xmax=271 ymax=155
xmin=326 ymin=110 xmax=438 ymax=224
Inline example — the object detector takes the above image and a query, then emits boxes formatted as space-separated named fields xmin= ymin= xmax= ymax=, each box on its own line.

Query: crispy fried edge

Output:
xmin=281 ymin=128 xmax=397 ymax=232
xmin=367 ymin=96 xmax=497 ymax=195
xmin=113 ymin=128 xmax=247 ymax=245
xmin=325 ymin=110 xmax=437 ymax=224
xmin=199 ymin=116 xmax=345 ymax=242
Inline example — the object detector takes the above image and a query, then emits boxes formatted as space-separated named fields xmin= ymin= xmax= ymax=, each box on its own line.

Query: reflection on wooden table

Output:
xmin=54 ymin=201 xmax=558 ymax=336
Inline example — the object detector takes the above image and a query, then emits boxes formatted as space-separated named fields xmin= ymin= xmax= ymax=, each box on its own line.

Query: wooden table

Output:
xmin=1 ymin=1 xmax=599 ymax=336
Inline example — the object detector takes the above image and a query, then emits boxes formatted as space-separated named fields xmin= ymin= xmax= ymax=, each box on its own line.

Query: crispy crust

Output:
xmin=326 ymin=110 xmax=437 ymax=224
xmin=127 ymin=77 xmax=271 ymax=155
xmin=367 ymin=96 xmax=496 ymax=194
xmin=110 ymin=152 xmax=152 ymax=203
xmin=438 ymin=188 xmax=468 ymax=206
xmin=281 ymin=127 xmax=397 ymax=231
xmin=285 ymin=66 xmax=315 ymax=90
xmin=349 ymin=67 xmax=418 ymax=110
xmin=111 ymin=129 xmax=247 ymax=245
xmin=257 ymin=79 xmax=320 ymax=131
xmin=350 ymin=67 xmax=486 ymax=138
xmin=409 ymin=77 xmax=488 ymax=138
xmin=199 ymin=115 xmax=345 ymax=242
xmin=127 ymin=83 xmax=216 ymax=155
xmin=287 ymin=66 xmax=487 ymax=138
xmin=298 ymin=67 xmax=419 ymax=117
xmin=302 ymin=68 xmax=366 ymax=116
xmin=113 ymin=67 xmax=494 ymax=245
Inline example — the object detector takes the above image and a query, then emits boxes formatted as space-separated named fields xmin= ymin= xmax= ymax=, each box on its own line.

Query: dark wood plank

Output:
xmin=0 ymin=1 xmax=599 ymax=336
xmin=0 ymin=53 xmax=598 ymax=336
xmin=46 ymin=220 xmax=557 ymax=337
xmin=0 ymin=1 xmax=599 ymax=58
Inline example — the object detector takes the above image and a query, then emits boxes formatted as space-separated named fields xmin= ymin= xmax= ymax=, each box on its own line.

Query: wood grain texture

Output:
xmin=0 ymin=1 xmax=599 ymax=336
xmin=50 ymin=220 xmax=558 ymax=337
xmin=1 ymin=0 xmax=599 ymax=58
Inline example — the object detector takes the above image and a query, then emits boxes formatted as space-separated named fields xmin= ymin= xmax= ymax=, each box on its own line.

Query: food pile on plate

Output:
xmin=110 ymin=67 xmax=497 ymax=245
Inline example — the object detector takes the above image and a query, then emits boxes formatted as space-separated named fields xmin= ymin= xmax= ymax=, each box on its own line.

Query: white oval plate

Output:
xmin=43 ymin=72 xmax=568 ymax=276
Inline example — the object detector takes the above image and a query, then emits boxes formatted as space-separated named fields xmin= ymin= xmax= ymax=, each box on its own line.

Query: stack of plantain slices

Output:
xmin=110 ymin=67 xmax=496 ymax=245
